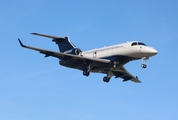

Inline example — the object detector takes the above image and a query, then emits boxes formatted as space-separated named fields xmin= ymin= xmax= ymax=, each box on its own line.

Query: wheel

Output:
xmin=83 ymin=70 xmax=90 ymax=76
xmin=141 ymin=64 xmax=147 ymax=68
xmin=103 ymin=77 xmax=107 ymax=82
xmin=103 ymin=77 xmax=110 ymax=83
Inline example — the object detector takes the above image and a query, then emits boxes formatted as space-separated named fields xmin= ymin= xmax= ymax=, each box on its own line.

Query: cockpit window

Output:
xmin=131 ymin=42 xmax=137 ymax=46
xmin=138 ymin=42 xmax=146 ymax=46
xmin=131 ymin=42 xmax=147 ymax=46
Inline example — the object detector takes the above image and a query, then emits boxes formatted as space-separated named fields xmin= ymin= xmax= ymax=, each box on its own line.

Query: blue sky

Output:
xmin=1 ymin=0 xmax=178 ymax=120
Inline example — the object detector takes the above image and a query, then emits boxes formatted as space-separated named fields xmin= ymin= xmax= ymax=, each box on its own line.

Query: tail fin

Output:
xmin=53 ymin=36 xmax=76 ymax=52
xmin=31 ymin=33 xmax=76 ymax=52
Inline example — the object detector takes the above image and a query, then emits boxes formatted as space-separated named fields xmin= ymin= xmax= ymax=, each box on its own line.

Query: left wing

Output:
xmin=113 ymin=66 xmax=141 ymax=83
xmin=18 ymin=39 xmax=110 ymax=66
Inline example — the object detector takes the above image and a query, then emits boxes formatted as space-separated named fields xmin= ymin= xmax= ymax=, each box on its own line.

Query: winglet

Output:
xmin=18 ymin=38 xmax=27 ymax=47
xmin=31 ymin=33 xmax=38 ymax=35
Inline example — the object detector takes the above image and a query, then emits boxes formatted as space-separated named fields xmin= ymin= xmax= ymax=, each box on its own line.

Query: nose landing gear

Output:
xmin=141 ymin=57 xmax=149 ymax=68
xmin=141 ymin=64 xmax=147 ymax=68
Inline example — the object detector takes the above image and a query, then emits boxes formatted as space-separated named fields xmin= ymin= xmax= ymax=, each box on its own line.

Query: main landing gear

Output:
xmin=141 ymin=57 xmax=149 ymax=68
xmin=103 ymin=71 xmax=112 ymax=83
xmin=83 ymin=70 xmax=90 ymax=76
xmin=83 ymin=65 xmax=93 ymax=77
xmin=103 ymin=77 xmax=110 ymax=83
xmin=83 ymin=70 xmax=111 ymax=83
xmin=83 ymin=67 xmax=112 ymax=83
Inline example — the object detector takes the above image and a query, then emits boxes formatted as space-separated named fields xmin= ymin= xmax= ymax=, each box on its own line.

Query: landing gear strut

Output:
xmin=103 ymin=71 xmax=112 ymax=83
xmin=141 ymin=57 xmax=149 ymax=68
xmin=83 ymin=65 xmax=93 ymax=77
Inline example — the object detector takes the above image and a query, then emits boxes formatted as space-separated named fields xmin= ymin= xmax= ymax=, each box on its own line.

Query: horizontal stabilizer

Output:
xmin=31 ymin=33 xmax=76 ymax=52
xmin=31 ymin=33 xmax=63 ymax=39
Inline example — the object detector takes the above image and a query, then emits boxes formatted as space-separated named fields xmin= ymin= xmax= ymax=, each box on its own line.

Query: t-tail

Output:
xmin=31 ymin=33 xmax=82 ymax=55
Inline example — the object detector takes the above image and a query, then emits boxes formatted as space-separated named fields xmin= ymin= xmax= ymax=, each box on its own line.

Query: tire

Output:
xmin=83 ymin=70 xmax=90 ymax=76
xmin=103 ymin=77 xmax=110 ymax=83
xmin=141 ymin=64 xmax=147 ymax=68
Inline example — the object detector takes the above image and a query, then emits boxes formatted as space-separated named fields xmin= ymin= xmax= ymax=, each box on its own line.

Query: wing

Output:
xmin=18 ymin=39 xmax=110 ymax=66
xmin=113 ymin=66 xmax=141 ymax=83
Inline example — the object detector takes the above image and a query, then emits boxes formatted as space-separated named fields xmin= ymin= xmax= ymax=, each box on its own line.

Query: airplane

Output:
xmin=18 ymin=33 xmax=158 ymax=83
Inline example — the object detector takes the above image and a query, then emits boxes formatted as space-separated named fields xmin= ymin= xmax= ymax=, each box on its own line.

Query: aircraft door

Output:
xmin=93 ymin=51 xmax=97 ymax=58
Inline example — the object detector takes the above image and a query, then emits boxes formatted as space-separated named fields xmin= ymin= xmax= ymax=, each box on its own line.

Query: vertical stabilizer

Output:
xmin=31 ymin=33 xmax=76 ymax=52
xmin=53 ymin=37 xmax=76 ymax=52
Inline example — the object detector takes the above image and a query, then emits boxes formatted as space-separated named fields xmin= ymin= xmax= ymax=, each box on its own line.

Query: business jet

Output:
xmin=18 ymin=33 xmax=158 ymax=83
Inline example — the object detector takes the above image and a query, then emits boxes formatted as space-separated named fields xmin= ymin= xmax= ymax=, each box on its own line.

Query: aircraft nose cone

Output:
xmin=151 ymin=49 xmax=158 ymax=56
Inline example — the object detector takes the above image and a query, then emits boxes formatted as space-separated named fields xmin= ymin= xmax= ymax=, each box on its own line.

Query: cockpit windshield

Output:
xmin=131 ymin=42 xmax=147 ymax=46
xmin=138 ymin=42 xmax=146 ymax=46
xmin=131 ymin=42 xmax=137 ymax=46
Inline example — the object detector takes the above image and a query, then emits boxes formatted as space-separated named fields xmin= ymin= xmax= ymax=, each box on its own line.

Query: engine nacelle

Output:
xmin=64 ymin=48 xmax=82 ymax=55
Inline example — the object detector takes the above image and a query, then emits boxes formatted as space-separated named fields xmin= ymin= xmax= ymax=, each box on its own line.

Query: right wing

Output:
xmin=114 ymin=66 xmax=141 ymax=83
xmin=18 ymin=39 xmax=110 ymax=66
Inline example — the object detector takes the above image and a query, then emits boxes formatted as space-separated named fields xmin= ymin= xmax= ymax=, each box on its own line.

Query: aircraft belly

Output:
xmin=60 ymin=59 xmax=114 ymax=72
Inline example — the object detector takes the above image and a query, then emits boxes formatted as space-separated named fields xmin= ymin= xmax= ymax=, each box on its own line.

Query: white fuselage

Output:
xmin=19 ymin=33 xmax=158 ymax=83
xmin=82 ymin=41 xmax=158 ymax=60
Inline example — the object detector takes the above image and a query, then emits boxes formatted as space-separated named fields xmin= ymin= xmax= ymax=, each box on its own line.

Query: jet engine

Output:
xmin=64 ymin=48 xmax=82 ymax=55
